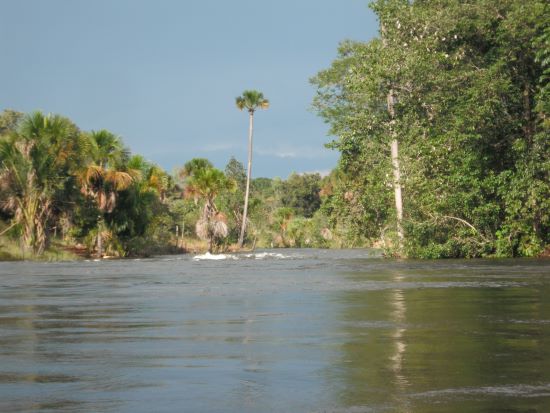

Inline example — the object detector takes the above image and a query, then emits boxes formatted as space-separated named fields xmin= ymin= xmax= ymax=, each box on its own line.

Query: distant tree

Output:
xmin=178 ymin=158 xmax=213 ymax=179
xmin=0 ymin=109 xmax=24 ymax=136
xmin=222 ymin=157 xmax=246 ymax=242
xmin=280 ymin=173 xmax=322 ymax=218
xmin=235 ymin=90 xmax=269 ymax=248
xmin=225 ymin=156 xmax=246 ymax=189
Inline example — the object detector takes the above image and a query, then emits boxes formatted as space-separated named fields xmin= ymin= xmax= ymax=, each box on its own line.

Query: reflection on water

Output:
xmin=335 ymin=263 xmax=550 ymax=413
xmin=0 ymin=250 xmax=549 ymax=412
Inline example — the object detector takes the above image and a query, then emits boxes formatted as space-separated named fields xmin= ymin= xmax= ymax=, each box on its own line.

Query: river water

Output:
xmin=1 ymin=249 xmax=549 ymax=413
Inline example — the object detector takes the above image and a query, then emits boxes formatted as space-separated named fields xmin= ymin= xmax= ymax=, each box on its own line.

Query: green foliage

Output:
xmin=312 ymin=0 xmax=550 ymax=257
xmin=179 ymin=158 xmax=213 ymax=178
xmin=220 ymin=157 xmax=246 ymax=243
xmin=184 ymin=165 xmax=236 ymax=252
xmin=235 ymin=90 xmax=270 ymax=113
xmin=279 ymin=173 xmax=322 ymax=218
xmin=3 ymin=0 xmax=547 ymax=261
xmin=0 ymin=111 xmax=86 ymax=254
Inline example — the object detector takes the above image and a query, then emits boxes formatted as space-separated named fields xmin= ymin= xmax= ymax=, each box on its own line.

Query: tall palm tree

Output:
xmin=235 ymin=90 xmax=269 ymax=248
xmin=185 ymin=167 xmax=235 ymax=253
xmin=78 ymin=130 xmax=138 ymax=257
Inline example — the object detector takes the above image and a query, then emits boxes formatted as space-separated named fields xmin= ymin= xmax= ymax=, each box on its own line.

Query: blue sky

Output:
xmin=1 ymin=0 xmax=378 ymax=178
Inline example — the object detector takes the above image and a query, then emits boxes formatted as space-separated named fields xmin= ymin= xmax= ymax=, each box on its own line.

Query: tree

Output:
xmin=0 ymin=109 xmax=24 ymax=136
xmin=178 ymin=158 xmax=213 ymax=180
xmin=0 ymin=111 xmax=84 ymax=254
xmin=221 ymin=157 xmax=247 ymax=242
xmin=235 ymin=90 xmax=269 ymax=248
xmin=280 ymin=173 xmax=322 ymax=218
xmin=185 ymin=167 xmax=236 ymax=252
xmin=312 ymin=0 xmax=549 ymax=257
xmin=78 ymin=130 xmax=137 ymax=257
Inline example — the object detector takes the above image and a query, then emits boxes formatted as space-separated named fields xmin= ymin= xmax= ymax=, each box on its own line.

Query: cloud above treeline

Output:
xmin=197 ymin=141 xmax=330 ymax=160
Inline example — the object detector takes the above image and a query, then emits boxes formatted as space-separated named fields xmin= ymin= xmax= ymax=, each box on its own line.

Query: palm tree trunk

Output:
xmin=238 ymin=111 xmax=254 ymax=248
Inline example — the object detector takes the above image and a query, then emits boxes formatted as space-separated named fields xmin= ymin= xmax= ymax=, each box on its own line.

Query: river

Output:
xmin=1 ymin=249 xmax=549 ymax=412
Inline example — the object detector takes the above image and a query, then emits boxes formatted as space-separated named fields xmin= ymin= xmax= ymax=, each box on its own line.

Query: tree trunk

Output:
xmin=523 ymin=82 xmax=534 ymax=144
xmin=387 ymin=90 xmax=404 ymax=252
xmin=238 ymin=110 xmax=254 ymax=248
xmin=208 ymin=235 xmax=213 ymax=253
xmin=96 ymin=215 xmax=103 ymax=258
xmin=391 ymin=139 xmax=404 ymax=247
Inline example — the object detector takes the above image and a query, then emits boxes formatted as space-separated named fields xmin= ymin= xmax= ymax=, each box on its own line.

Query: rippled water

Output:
xmin=1 ymin=249 xmax=549 ymax=412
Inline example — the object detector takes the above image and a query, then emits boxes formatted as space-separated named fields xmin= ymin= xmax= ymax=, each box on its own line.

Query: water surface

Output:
xmin=1 ymin=249 xmax=549 ymax=412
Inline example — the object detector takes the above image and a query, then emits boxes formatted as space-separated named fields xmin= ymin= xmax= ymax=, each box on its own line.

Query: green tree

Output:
xmin=185 ymin=167 xmax=236 ymax=252
xmin=312 ymin=0 xmax=549 ymax=257
xmin=178 ymin=157 xmax=213 ymax=179
xmin=0 ymin=112 xmax=85 ymax=254
xmin=235 ymin=90 xmax=269 ymax=248
xmin=78 ymin=130 xmax=138 ymax=257
xmin=221 ymin=157 xmax=246 ymax=242
xmin=280 ymin=173 xmax=322 ymax=218
xmin=110 ymin=155 xmax=173 ymax=254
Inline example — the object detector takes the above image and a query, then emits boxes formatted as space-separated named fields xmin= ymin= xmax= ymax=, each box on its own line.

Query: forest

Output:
xmin=1 ymin=0 xmax=549 ymax=259
xmin=312 ymin=0 xmax=549 ymax=258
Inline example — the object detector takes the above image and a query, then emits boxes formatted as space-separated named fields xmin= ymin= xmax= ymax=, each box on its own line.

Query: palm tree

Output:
xmin=179 ymin=158 xmax=213 ymax=179
xmin=78 ymin=130 xmax=138 ymax=257
xmin=0 ymin=138 xmax=50 ymax=254
xmin=235 ymin=90 xmax=269 ymax=248
xmin=0 ymin=112 xmax=84 ymax=254
xmin=184 ymin=167 xmax=235 ymax=253
xmin=128 ymin=155 xmax=173 ymax=203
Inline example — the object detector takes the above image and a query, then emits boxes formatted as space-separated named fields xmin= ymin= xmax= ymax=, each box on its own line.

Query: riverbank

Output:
xmin=0 ymin=236 xmax=224 ymax=261
xmin=0 ymin=238 xmax=81 ymax=262
xmin=2 ymin=234 xmax=548 ymax=262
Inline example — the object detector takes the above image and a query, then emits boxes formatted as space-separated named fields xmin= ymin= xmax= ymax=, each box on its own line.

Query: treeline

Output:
xmin=312 ymin=0 xmax=549 ymax=258
xmin=0 ymin=109 xmax=332 ymax=259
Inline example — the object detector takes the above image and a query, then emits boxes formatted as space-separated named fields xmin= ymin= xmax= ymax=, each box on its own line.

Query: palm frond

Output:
xmin=236 ymin=90 xmax=270 ymax=112
xmin=105 ymin=170 xmax=134 ymax=191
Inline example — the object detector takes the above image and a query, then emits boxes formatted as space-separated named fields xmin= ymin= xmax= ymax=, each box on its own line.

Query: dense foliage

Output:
xmin=312 ymin=0 xmax=549 ymax=257
xmin=0 ymin=110 xmax=333 ymax=258
xmin=1 ymin=0 xmax=548 ymax=259
xmin=0 ymin=111 xmax=181 ymax=258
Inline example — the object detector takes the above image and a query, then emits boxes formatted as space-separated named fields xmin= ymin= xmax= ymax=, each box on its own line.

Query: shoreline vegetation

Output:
xmin=1 ymin=0 xmax=549 ymax=261
xmin=0 ymin=235 xmax=251 ymax=262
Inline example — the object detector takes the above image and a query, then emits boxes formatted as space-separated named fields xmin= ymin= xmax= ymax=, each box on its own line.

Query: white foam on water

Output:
xmin=193 ymin=252 xmax=237 ymax=261
xmin=251 ymin=252 xmax=288 ymax=259
xmin=193 ymin=251 xmax=297 ymax=261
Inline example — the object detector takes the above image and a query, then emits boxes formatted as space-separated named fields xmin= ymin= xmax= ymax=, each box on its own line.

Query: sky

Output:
xmin=1 ymin=0 xmax=378 ymax=178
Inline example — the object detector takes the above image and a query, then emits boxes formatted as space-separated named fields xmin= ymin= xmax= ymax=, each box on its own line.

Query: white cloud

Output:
xmin=255 ymin=144 xmax=327 ymax=159
xmin=298 ymin=169 xmax=331 ymax=177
